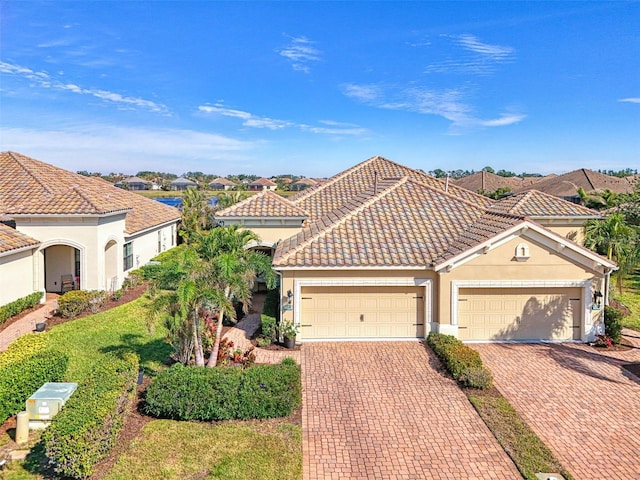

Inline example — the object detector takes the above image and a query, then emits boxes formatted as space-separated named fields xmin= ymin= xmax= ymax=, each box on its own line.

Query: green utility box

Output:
xmin=26 ymin=382 xmax=78 ymax=423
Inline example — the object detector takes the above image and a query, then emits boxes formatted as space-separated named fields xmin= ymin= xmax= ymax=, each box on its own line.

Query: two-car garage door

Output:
xmin=457 ymin=287 xmax=582 ymax=341
xmin=300 ymin=286 xmax=425 ymax=339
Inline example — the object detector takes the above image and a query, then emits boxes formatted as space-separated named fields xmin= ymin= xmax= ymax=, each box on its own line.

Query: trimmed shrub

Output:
xmin=43 ymin=353 xmax=139 ymax=479
xmin=0 ymin=291 xmax=43 ymax=325
xmin=426 ymin=332 xmax=493 ymax=389
xmin=144 ymin=358 xmax=301 ymax=421
xmin=0 ymin=335 xmax=68 ymax=423
xmin=86 ymin=290 xmax=107 ymax=313
xmin=260 ymin=314 xmax=277 ymax=342
xmin=604 ymin=305 xmax=623 ymax=344
xmin=58 ymin=290 xmax=91 ymax=318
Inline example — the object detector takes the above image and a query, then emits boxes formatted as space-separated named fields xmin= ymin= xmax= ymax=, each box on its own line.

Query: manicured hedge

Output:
xmin=426 ymin=332 xmax=493 ymax=389
xmin=58 ymin=290 xmax=106 ymax=318
xmin=144 ymin=358 xmax=301 ymax=421
xmin=262 ymin=289 xmax=280 ymax=319
xmin=0 ymin=337 xmax=69 ymax=423
xmin=0 ymin=334 xmax=68 ymax=423
xmin=42 ymin=353 xmax=139 ymax=480
xmin=0 ymin=291 xmax=43 ymax=325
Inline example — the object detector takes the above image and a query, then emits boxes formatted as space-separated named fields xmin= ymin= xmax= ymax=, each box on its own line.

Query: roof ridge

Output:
xmin=506 ymin=190 xmax=533 ymax=214
xmin=215 ymin=190 xmax=268 ymax=215
xmin=291 ymin=155 xmax=385 ymax=203
xmin=265 ymin=190 xmax=308 ymax=213
xmin=406 ymin=175 xmax=495 ymax=212
xmin=582 ymin=168 xmax=597 ymax=191
xmin=278 ymin=176 xmax=408 ymax=263
xmin=10 ymin=152 xmax=55 ymax=195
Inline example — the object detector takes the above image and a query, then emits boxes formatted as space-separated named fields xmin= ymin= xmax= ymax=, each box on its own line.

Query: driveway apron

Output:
xmin=302 ymin=342 xmax=521 ymax=479
xmin=473 ymin=341 xmax=640 ymax=480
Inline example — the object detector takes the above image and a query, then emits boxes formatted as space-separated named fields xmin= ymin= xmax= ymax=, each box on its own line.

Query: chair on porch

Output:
xmin=60 ymin=274 xmax=75 ymax=294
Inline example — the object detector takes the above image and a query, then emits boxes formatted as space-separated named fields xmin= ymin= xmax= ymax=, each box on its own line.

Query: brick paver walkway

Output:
xmin=0 ymin=293 xmax=57 ymax=352
xmin=302 ymin=342 xmax=521 ymax=479
xmin=473 ymin=332 xmax=640 ymax=480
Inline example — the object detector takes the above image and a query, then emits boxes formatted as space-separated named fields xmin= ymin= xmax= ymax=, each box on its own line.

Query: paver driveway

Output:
xmin=473 ymin=337 xmax=640 ymax=480
xmin=301 ymin=342 xmax=521 ymax=479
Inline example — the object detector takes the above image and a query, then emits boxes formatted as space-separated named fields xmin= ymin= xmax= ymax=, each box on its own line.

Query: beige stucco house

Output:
xmin=0 ymin=151 xmax=181 ymax=307
xmin=216 ymin=156 xmax=616 ymax=343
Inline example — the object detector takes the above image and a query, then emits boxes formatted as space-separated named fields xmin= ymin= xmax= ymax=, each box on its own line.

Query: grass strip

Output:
xmin=468 ymin=392 xmax=573 ymax=480
xmin=615 ymin=273 xmax=640 ymax=331
xmin=104 ymin=419 xmax=302 ymax=480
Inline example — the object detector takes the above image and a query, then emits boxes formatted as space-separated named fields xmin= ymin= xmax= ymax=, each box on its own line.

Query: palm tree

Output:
xmin=180 ymin=187 xmax=214 ymax=243
xmin=584 ymin=213 xmax=639 ymax=293
xmin=193 ymin=226 xmax=277 ymax=366
xmin=148 ymin=246 xmax=232 ymax=366
xmin=215 ymin=191 xmax=249 ymax=210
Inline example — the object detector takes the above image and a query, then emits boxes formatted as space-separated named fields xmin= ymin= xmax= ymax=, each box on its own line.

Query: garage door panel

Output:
xmin=458 ymin=288 xmax=581 ymax=341
xmin=301 ymin=286 xmax=424 ymax=339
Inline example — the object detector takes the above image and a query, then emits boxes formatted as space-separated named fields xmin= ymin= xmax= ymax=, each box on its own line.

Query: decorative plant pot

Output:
xmin=283 ymin=336 xmax=296 ymax=349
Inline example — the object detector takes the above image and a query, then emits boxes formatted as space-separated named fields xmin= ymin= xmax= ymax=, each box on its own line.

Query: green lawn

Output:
xmin=469 ymin=393 xmax=572 ymax=480
xmin=612 ymin=272 xmax=640 ymax=331
xmin=45 ymin=296 xmax=172 ymax=382
xmin=2 ymin=295 xmax=302 ymax=480
xmin=105 ymin=420 xmax=301 ymax=480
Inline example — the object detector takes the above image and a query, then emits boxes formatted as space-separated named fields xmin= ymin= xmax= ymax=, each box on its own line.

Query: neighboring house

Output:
xmin=0 ymin=151 xmax=181 ymax=306
xmin=248 ymin=178 xmax=277 ymax=191
xmin=170 ymin=177 xmax=198 ymax=191
xmin=114 ymin=176 xmax=149 ymax=191
xmin=217 ymin=155 xmax=615 ymax=344
xmin=291 ymin=178 xmax=318 ymax=191
xmin=454 ymin=171 xmax=533 ymax=195
xmin=209 ymin=177 xmax=236 ymax=190
xmin=513 ymin=168 xmax=635 ymax=203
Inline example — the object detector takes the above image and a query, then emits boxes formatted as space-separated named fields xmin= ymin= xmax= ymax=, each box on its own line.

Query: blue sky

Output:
xmin=1 ymin=1 xmax=638 ymax=177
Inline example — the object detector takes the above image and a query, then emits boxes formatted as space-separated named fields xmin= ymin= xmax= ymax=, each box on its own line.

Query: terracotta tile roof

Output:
xmin=489 ymin=190 xmax=601 ymax=217
xmin=291 ymin=156 xmax=492 ymax=221
xmin=513 ymin=168 xmax=635 ymax=196
xmin=250 ymin=177 xmax=277 ymax=187
xmin=0 ymin=222 xmax=40 ymax=254
xmin=453 ymin=171 xmax=526 ymax=193
xmin=0 ymin=151 xmax=180 ymax=235
xmin=274 ymin=177 xmax=513 ymax=268
xmin=433 ymin=211 xmax=525 ymax=265
xmin=215 ymin=190 xmax=308 ymax=218
xmin=292 ymin=178 xmax=318 ymax=186
xmin=209 ymin=177 xmax=235 ymax=186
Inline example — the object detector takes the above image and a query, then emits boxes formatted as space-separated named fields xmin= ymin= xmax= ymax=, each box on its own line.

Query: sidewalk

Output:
xmin=223 ymin=293 xmax=300 ymax=364
xmin=0 ymin=293 xmax=58 ymax=352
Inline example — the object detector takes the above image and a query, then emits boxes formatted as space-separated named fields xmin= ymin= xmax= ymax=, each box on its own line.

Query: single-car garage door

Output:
xmin=300 ymin=286 xmax=425 ymax=339
xmin=458 ymin=287 xmax=582 ymax=341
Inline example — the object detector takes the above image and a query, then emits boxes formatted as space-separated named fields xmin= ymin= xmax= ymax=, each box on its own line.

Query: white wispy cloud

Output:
xmin=424 ymin=34 xmax=515 ymax=76
xmin=277 ymin=35 xmax=322 ymax=73
xmin=618 ymin=97 xmax=640 ymax=104
xmin=341 ymin=83 xmax=525 ymax=132
xmin=199 ymin=104 xmax=292 ymax=130
xmin=198 ymin=103 xmax=369 ymax=137
xmin=0 ymin=61 xmax=168 ymax=113
xmin=0 ymin=125 xmax=254 ymax=174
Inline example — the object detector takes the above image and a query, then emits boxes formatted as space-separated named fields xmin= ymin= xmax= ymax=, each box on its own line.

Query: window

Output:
xmin=123 ymin=242 xmax=133 ymax=271
xmin=158 ymin=231 xmax=162 ymax=253
xmin=74 ymin=249 xmax=80 ymax=278
xmin=171 ymin=225 xmax=175 ymax=246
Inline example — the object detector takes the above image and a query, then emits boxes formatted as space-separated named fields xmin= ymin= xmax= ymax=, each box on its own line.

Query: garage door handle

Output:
xmin=360 ymin=314 xmax=364 ymax=321
xmin=413 ymin=323 xmax=424 ymax=326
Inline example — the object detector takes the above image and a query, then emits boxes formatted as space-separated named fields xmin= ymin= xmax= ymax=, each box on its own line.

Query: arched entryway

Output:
xmin=44 ymin=244 xmax=80 ymax=293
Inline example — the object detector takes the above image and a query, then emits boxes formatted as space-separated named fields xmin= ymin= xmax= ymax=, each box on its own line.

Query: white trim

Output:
xmin=9 ymin=211 xmax=131 ymax=219
xmin=293 ymin=278 xmax=433 ymax=341
xmin=0 ymin=243 xmax=40 ymax=258
xmin=450 ymin=280 xmax=595 ymax=342
xmin=435 ymin=220 xmax=617 ymax=273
